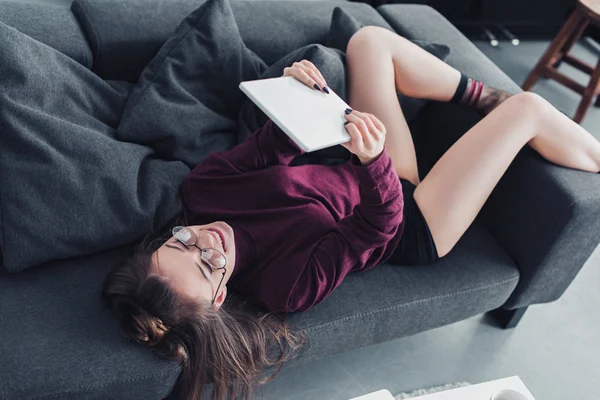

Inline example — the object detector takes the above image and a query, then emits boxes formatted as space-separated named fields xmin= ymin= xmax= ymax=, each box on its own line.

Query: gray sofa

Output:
xmin=1 ymin=0 xmax=599 ymax=399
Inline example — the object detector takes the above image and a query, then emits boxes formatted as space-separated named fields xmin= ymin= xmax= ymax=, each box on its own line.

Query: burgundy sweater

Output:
xmin=180 ymin=120 xmax=405 ymax=313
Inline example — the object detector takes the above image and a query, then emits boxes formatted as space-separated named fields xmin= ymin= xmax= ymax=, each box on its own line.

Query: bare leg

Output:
xmin=345 ymin=26 xmax=468 ymax=185
xmin=415 ymin=92 xmax=600 ymax=258
xmin=346 ymin=26 xmax=600 ymax=259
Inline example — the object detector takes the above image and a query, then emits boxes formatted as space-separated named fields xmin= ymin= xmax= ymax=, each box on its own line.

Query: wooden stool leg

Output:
xmin=552 ymin=17 xmax=590 ymax=69
xmin=574 ymin=59 xmax=600 ymax=123
xmin=522 ymin=9 xmax=584 ymax=90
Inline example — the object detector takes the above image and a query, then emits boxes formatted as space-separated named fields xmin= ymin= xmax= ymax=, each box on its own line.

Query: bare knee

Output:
xmin=347 ymin=26 xmax=390 ymax=55
xmin=503 ymin=92 xmax=553 ymax=122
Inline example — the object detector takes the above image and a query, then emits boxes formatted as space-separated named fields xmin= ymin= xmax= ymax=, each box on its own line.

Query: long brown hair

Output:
xmin=101 ymin=205 xmax=306 ymax=399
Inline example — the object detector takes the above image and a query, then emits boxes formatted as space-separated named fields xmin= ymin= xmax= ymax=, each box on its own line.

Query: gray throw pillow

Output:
xmin=116 ymin=0 xmax=267 ymax=169
xmin=325 ymin=7 xmax=451 ymax=123
xmin=0 ymin=20 xmax=188 ymax=272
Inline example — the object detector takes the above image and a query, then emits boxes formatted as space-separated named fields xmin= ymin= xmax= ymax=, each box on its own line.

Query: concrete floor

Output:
xmin=2 ymin=1 xmax=600 ymax=398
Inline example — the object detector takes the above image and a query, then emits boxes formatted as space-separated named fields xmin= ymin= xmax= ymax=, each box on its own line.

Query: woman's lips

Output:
xmin=208 ymin=228 xmax=226 ymax=252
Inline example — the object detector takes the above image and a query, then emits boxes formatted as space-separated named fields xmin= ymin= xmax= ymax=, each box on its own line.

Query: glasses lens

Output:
xmin=202 ymin=248 xmax=226 ymax=269
xmin=172 ymin=226 xmax=196 ymax=246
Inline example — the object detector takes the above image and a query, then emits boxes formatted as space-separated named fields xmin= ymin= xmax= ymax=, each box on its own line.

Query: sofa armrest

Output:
xmin=418 ymin=102 xmax=600 ymax=310
xmin=379 ymin=3 xmax=600 ymax=309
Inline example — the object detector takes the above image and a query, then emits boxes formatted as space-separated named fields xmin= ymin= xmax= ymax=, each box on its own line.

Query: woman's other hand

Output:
xmin=282 ymin=59 xmax=330 ymax=94
xmin=341 ymin=110 xmax=387 ymax=166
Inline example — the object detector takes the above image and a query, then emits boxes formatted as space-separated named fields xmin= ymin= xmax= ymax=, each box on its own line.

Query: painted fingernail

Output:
xmin=345 ymin=108 xmax=353 ymax=115
xmin=323 ymin=86 xmax=330 ymax=94
xmin=344 ymin=121 xmax=351 ymax=126
xmin=314 ymin=83 xmax=322 ymax=91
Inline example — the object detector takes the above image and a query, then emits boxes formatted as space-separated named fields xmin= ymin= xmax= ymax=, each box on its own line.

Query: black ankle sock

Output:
xmin=450 ymin=73 xmax=469 ymax=104
xmin=450 ymin=73 xmax=485 ymax=108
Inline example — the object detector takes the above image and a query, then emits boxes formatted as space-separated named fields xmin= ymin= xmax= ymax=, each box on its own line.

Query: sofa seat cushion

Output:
xmin=0 ymin=246 xmax=181 ymax=400
xmin=0 ymin=220 xmax=517 ymax=399
xmin=281 ymin=221 xmax=520 ymax=369
xmin=0 ymin=0 xmax=92 ymax=68
xmin=71 ymin=0 xmax=392 ymax=82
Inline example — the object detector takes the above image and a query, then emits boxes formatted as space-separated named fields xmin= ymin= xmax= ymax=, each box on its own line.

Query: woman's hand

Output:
xmin=341 ymin=110 xmax=387 ymax=166
xmin=282 ymin=59 xmax=330 ymax=94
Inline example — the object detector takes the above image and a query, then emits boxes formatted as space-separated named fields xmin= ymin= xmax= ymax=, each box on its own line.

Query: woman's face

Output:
xmin=150 ymin=221 xmax=236 ymax=310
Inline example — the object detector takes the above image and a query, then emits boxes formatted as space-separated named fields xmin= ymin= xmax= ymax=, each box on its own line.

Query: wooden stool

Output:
xmin=522 ymin=0 xmax=600 ymax=123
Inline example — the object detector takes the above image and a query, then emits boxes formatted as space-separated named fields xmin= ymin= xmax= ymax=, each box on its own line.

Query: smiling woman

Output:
xmin=151 ymin=223 xmax=236 ymax=308
xmin=101 ymin=206 xmax=305 ymax=400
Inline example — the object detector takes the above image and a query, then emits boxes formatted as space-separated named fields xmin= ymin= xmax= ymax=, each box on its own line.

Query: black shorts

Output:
xmin=387 ymin=178 xmax=440 ymax=266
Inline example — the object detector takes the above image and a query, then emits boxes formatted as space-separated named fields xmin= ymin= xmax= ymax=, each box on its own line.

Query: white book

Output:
xmin=239 ymin=76 xmax=352 ymax=153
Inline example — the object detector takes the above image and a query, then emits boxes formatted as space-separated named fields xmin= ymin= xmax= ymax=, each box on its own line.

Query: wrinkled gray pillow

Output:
xmin=325 ymin=7 xmax=451 ymax=123
xmin=237 ymin=44 xmax=352 ymax=165
xmin=0 ymin=20 xmax=188 ymax=273
xmin=116 ymin=0 xmax=267 ymax=169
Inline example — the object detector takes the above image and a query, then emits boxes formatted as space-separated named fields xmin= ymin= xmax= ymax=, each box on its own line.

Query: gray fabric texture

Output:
xmin=70 ymin=0 xmax=392 ymax=82
xmin=0 ymin=0 xmax=92 ymax=68
xmin=0 ymin=224 xmax=518 ymax=400
xmin=325 ymin=6 xmax=451 ymax=124
xmin=117 ymin=0 xmax=267 ymax=169
xmin=275 ymin=222 xmax=520 ymax=371
xmin=0 ymin=20 xmax=189 ymax=272
xmin=0 ymin=245 xmax=181 ymax=400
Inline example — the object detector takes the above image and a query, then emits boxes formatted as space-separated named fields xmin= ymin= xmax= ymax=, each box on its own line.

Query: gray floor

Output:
xmin=255 ymin=40 xmax=600 ymax=400
xmin=3 ymin=1 xmax=600 ymax=398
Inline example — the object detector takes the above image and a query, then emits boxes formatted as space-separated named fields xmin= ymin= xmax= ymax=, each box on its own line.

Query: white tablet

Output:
xmin=239 ymin=76 xmax=352 ymax=153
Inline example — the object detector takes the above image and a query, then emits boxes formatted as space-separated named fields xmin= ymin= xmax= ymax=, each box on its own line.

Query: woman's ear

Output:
xmin=213 ymin=285 xmax=227 ymax=311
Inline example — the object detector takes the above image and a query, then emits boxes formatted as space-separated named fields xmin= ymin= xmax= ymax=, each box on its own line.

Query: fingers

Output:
xmin=282 ymin=60 xmax=329 ymax=93
xmin=341 ymin=122 xmax=364 ymax=152
xmin=342 ymin=110 xmax=387 ymax=163
xmin=299 ymin=60 xmax=328 ymax=90
xmin=365 ymin=113 xmax=386 ymax=135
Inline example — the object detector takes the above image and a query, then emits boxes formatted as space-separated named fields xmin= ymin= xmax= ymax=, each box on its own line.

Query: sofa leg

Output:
xmin=488 ymin=306 xmax=528 ymax=329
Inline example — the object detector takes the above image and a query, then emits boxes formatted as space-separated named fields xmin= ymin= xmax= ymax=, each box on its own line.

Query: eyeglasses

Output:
xmin=172 ymin=226 xmax=227 ymax=305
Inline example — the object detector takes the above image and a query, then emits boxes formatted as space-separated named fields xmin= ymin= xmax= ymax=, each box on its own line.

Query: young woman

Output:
xmin=102 ymin=26 xmax=600 ymax=400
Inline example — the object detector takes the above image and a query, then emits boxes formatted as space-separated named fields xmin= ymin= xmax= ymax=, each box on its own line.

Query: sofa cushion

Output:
xmin=0 ymin=0 xmax=92 ymax=68
xmin=0 ymin=221 xmax=518 ymax=399
xmin=0 ymin=246 xmax=181 ymax=400
xmin=117 ymin=0 xmax=267 ymax=169
xmin=281 ymin=221 xmax=520 ymax=369
xmin=71 ymin=0 xmax=392 ymax=82
xmin=325 ymin=7 xmax=451 ymax=124
xmin=0 ymin=20 xmax=188 ymax=272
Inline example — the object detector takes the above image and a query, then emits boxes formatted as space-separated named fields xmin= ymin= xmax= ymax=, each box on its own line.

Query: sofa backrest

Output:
xmin=70 ymin=0 xmax=392 ymax=82
xmin=0 ymin=1 xmax=92 ymax=69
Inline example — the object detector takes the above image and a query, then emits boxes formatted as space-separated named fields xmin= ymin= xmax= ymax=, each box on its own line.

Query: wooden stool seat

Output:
xmin=522 ymin=0 xmax=600 ymax=123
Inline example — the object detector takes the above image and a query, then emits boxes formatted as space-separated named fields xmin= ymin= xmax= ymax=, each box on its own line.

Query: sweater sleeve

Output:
xmin=285 ymin=150 xmax=404 ymax=312
xmin=190 ymin=119 xmax=304 ymax=176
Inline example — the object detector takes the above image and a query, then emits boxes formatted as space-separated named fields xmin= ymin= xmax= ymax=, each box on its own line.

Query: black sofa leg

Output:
xmin=488 ymin=306 xmax=528 ymax=329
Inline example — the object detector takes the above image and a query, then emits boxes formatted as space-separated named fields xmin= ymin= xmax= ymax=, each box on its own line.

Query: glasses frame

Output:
xmin=172 ymin=226 xmax=227 ymax=305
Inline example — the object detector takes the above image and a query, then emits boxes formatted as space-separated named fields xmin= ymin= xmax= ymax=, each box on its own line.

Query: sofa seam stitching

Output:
xmin=304 ymin=276 xmax=519 ymax=332
xmin=26 ymin=368 xmax=180 ymax=399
